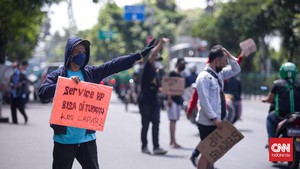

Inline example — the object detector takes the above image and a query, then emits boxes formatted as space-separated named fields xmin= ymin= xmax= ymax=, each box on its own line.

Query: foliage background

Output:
xmin=1 ymin=0 xmax=299 ymax=76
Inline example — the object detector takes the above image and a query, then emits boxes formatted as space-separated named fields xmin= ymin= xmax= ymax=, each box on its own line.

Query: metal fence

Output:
xmin=239 ymin=73 xmax=300 ymax=100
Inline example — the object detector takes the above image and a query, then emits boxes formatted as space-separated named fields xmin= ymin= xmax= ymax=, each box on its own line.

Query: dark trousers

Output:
xmin=139 ymin=104 xmax=160 ymax=149
xmin=10 ymin=98 xmax=27 ymax=124
xmin=53 ymin=140 xmax=99 ymax=169
xmin=192 ymin=124 xmax=217 ymax=158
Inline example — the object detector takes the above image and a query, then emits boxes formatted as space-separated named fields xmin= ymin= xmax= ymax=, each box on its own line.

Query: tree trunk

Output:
xmin=0 ymin=42 xmax=6 ymax=64
xmin=0 ymin=32 xmax=7 ymax=64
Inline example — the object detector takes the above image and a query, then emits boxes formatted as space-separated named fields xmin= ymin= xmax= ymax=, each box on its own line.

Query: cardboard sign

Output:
xmin=161 ymin=76 xmax=185 ymax=95
xmin=239 ymin=38 xmax=257 ymax=56
xmin=197 ymin=121 xmax=244 ymax=164
xmin=50 ymin=77 xmax=113 ymax=131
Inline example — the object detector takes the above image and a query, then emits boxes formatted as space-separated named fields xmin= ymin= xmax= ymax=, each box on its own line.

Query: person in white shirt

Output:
xmin=195 ymin=45 xmax=241 ymax=169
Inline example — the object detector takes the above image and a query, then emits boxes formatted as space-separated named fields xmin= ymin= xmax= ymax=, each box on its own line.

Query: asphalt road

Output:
xmin=0 ymin=93 xmax=295 ymax=169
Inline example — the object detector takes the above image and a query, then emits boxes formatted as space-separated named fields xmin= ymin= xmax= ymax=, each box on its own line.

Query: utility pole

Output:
xmin=205 ymin=0 xmax=215 ymax=17
xmin=66 ymin=0 xmax=78 ymax=36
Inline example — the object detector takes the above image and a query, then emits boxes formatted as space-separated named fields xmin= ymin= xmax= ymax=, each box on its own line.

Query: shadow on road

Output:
xmin=271 ymin=162 xmax=289 ymax=169
xmin=238 ymin=128 xmax=253 ymax=133
xmin=150 ymin=154 xmax=188 ymax=159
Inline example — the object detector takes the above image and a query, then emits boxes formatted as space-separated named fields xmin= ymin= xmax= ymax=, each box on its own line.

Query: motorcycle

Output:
xmin=275 ymin=112 xmax=300 ymax=169
xmin=115 ymin=79 xmax=137 ymax=111
xmin=183 ymin=86 xmax=237 ymax=125
xmin=127 ymin=79 xmax=138 ymax=104
xmin=224 ymin=94 xmax=237 ymax=124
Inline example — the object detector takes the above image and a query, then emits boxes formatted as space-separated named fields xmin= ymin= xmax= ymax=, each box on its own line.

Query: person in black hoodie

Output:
xmin=39 ymin=36 xmax=156 ymax=169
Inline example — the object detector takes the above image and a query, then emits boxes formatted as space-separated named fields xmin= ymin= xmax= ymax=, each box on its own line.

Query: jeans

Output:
xmin=139 ymin=104 xmax=160 ymax=149
xmin=266 ymin=111 xmax=282 ymax=138
xmin=53 ymin=140 xmax=99 ymax=169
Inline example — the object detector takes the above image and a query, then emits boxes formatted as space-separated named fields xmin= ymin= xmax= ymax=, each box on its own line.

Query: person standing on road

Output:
xmin=185 ymin=64 xmax=198 ymax=88
xmin=38 ymin=36 xmax=156 ymax=169
xmin=10 ymin=61 xmax=29 ymax=124
xmin=138 ymin=38 xmax=169 ymax=155
xmin=195 ymin=45 xmax=241 ymax=169
xmin=224 ymin=75 xmax=242 ymax=122
xmin=165 ymin=58 xmax=186 ymax=148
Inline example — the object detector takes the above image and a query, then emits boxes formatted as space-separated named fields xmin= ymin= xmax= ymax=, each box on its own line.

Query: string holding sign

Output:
xmin=50 ymin=76 xmax=113 ymax=131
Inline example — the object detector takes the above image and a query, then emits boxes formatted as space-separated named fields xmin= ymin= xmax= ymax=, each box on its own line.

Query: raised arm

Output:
xmin=223 ymin=47 xmax=238 ymax=61
xmin=236 ymin=51 xmax=245 ymax=65
xmin=148 ymin=38 xmax=169 ymax=64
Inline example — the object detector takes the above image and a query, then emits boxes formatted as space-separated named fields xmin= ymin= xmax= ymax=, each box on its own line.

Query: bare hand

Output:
xmin=70 ymin=76 xmax=80 ymax=84
xmin=214 ymin=119 xmax=223 ymax=128
xmin=161 ymin=37 xmax=170 ymax=43
xmin=222 ymin=48 xmax=232 ymax=58
xmin=240 ymin=51 xmax=245 ymax=57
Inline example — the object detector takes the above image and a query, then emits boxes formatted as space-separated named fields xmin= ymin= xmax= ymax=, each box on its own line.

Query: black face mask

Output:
xmin=178 ymin=65 xmax=185 ymax=71
xmin=216 ymin=66 xmax=223 ymax=73
xmin=72 ymin=53 xmax=86 ymax=67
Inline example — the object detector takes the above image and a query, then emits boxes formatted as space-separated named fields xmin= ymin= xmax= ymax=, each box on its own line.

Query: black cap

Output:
xmin=176 ymin=58 xmax=186 ymax=65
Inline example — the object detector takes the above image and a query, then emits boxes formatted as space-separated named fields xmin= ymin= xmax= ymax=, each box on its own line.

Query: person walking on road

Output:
xmin=195 ymin=45 xmax=241 ymax=169
xmin=187 ymin=51 xmax=244 ymax=167
xmin=10 ymin=61 xmax=29 ymax=124
xmin=138 ymin=38 xmax=169 ymax=155
xmin=39 ymin=36 xmax=156 ymax=169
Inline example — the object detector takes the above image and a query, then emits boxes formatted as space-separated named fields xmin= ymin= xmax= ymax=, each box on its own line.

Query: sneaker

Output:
xmin=141 ymin=147 xmax=151 ymax=154
xmin=153 ymin=147 xmax=167 ymax=155
xmin=189 ymin=155 xmax=197 ymax=167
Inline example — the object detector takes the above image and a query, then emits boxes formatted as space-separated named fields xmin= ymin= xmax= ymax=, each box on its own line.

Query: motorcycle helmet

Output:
xmin=279 ymin=62 xmax=298 ymax=79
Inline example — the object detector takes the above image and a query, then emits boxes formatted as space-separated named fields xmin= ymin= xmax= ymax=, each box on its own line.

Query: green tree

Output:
xmin=44 ymin=31 xmax=69 ymax=62
xmin=89 ymin=2 xmax=130 ymax=63
xmin=268 ymin=0 xmax=300 ymax=63
xmin=156 ymin=0 xmax=176 ymax=11
xmin=0 ymin=0 xmax=61 ymax=64
xmin=191 ymin=0 xmax=300 ymax=71
xmin=86 ymin=1 xmax=183 ymax=63
xmin=177 ymin=8 xmax=205 ymax=36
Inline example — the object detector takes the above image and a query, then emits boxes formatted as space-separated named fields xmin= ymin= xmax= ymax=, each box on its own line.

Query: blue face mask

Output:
xmin=72 ymin=53 xmax=86 ymax=67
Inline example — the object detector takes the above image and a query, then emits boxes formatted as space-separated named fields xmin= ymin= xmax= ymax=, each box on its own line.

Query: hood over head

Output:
xmin=64 ymin=37 xmax=90 ymax=68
